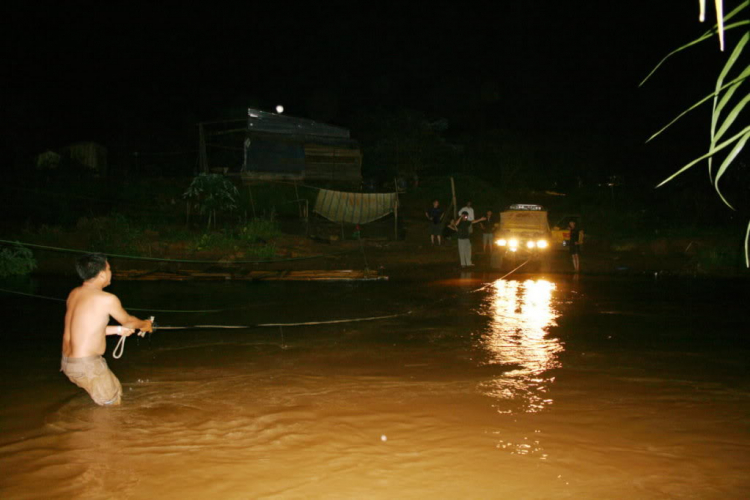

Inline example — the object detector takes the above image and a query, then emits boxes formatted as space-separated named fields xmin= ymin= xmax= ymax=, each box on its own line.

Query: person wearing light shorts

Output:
xmin=61 ymin=253 xmax=153 ymax=406
xmin=61 ymin=355 xmax=122 ymax=406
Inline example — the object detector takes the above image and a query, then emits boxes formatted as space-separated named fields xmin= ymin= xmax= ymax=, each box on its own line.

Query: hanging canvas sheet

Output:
xmin=314 ymin=189 xmax=398 ymax=224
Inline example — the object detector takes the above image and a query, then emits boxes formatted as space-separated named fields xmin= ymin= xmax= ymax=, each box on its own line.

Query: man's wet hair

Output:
xmin=76 ymin=253 xmax=108 ymax=281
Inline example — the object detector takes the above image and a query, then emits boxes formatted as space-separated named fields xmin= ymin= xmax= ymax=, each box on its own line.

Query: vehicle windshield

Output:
xmin=500 ymin=211 xmax=549 ymax=232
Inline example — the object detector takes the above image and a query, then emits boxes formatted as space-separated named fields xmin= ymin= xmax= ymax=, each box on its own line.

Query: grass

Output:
xmin=23 ymin=213 xmax=281 ymax=261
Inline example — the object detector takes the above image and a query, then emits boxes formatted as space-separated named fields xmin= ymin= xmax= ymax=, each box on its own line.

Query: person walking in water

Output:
xmin=568 ymin=220 xmax=581 ymax=273
xmin=451 ymin=211 xmax=486 ymax=267
xmin=61 ymin=253 xmax=153 ymax=406
xmin=425 ymin=199 xmax=444 ymax=245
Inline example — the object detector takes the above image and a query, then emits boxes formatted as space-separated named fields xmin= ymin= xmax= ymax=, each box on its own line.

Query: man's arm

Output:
xmin=105 ymin=325 xmax=137 ymax=337
xmin=470 ymin=217 xmax=487 ymax=225
xmin=105 ymin=294 xmax=153 ymax=333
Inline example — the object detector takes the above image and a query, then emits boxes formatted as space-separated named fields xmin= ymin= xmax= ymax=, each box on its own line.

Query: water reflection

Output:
xmin=478 ymin=279 xmax=562 ymax=413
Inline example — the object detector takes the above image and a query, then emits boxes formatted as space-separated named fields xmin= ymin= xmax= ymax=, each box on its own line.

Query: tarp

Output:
xmin=314 ymin=189 xmax=398 ymax=224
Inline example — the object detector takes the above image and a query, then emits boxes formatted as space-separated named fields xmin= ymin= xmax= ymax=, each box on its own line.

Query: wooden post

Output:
xmin=394 ymin=197 xmax=399 ymax=240
xmin=247 ymin=184 xmax=256 ymax=218
xmin=394 ymin=178 xmax=400 ymax=240
xmin=294 ymin=181 xmax=302 ymax=218
xmin=450 ymin=177 xmax=457 ymax=219
xmin=198 ymin=123 xmax=208 ymax=174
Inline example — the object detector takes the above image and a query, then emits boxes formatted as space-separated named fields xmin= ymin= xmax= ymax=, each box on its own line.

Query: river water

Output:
xmin=0 ymin=271 xmax=748 ymax=499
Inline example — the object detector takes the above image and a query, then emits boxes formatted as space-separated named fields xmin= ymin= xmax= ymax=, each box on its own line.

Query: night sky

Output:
xmin=2 ymin=1 xmax=742 ymax=186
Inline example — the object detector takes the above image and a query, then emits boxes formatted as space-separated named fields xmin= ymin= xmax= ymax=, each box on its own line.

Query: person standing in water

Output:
xmin=425 ymin=199 xmax=444 ymax=245
xmin=568 ymin=220 xmax=581 ymax=273
xmin=61 ymin=253 xmax=153 ymax=406
xmin=451 ymin=211 xmax=486 ymax=267
xmin=480 ymin=209 xmax=495 ymax=254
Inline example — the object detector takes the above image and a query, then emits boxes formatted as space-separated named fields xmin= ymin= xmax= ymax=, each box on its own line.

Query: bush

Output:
xmin=0 ymin=243 xmax=37 ymax=277
xmin=237 ymin=217 xmax=280 ymax=243
xmin=183 ymin=174 xmax=240 ymax=229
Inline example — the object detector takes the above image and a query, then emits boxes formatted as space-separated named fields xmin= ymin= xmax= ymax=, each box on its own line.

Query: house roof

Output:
xmin=247 ymin=108 xmax=350 ymax=140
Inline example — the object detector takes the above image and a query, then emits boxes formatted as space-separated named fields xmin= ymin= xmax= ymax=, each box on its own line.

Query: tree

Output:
xmin=183 ymin=174 xmax=240 ymax=230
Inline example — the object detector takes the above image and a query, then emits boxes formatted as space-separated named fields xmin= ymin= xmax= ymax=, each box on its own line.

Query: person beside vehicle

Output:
xmin=568 ymin=220 xmax=581 ymax=272
xmin=451 ymin=211 xmax=486 ymax=267
xmin=480 ymin=209 xmax=495 ymax=253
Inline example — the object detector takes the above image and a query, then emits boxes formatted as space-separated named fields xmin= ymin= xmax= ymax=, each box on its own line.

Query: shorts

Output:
xmin=430 ymin=222 xmax=442 ymax=236
xmin=61 ymin=355 xmax=122 ymax=406
xmin=482 ymin=233 xmax=493 ymax=244
xmin=569 ymin=243 xmax=580 ymax=255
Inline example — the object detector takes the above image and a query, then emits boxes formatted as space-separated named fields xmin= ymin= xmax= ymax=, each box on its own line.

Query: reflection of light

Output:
xmin=479 ymin=279 xmax=562 ymax=413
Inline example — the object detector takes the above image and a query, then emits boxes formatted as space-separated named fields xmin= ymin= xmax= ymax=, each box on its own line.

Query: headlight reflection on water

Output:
xmin=478 ymin=279 xmax=562 ymax=413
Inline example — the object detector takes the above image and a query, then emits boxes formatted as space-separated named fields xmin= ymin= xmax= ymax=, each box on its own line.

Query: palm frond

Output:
xmin=639 ymin=0 xmax=749 ymax=87
xmin=646 ymin=73 xmax=748 ymax=143
xmin=712 ymin=130 xmax=749 ymax=209
xmin=655 ymin=125 xmax=750 ymax=187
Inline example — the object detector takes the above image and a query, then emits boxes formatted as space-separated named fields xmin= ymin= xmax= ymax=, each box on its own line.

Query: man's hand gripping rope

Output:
xmin=113 ymin=316 xmax=155 ymax=359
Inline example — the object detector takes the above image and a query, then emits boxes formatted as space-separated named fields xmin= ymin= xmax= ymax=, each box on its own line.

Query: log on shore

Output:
xmin=113 ymin=269 xmax=387 ymax=282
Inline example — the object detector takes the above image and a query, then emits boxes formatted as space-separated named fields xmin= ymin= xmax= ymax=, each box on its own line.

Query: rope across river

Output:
xmin=111 ymin=311 xmax=411 ymax=359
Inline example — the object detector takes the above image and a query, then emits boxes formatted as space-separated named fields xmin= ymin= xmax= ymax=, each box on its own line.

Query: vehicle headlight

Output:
xmin=526 ymin=240 xmax=536 ymax=249
xmin=537 ymin=239 xmax=549 ymax=249
xmin=495 ymin=238 xmax=507 ymax=246
xmin=508 ymin=238 xmax=519 ymax=248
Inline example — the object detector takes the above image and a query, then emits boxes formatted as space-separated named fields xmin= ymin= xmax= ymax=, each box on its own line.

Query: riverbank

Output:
xmin=10 ymin=222 xmax=748 ymax=281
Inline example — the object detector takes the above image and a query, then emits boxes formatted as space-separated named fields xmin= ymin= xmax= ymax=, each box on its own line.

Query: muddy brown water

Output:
xmin=1 ymin=272 xmax=748 ymax=499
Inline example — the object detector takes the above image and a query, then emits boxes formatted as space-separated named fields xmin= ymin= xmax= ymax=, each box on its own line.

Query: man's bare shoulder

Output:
xmin=67 ymin=286 xmax=118 ymax=303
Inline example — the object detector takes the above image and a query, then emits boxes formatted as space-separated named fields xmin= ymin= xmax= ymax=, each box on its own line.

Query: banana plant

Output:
xmin=642 ymin=1 xmax=750 ymax=267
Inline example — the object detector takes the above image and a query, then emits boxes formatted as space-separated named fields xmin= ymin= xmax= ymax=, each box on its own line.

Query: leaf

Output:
xmin=712 ymin=129 xmax=749 ymax=209
xmin=646 ymin=74 xmax=748 ymax=143
xmin=639 ymin=19 xmax=749 ymax=87
xmin=656 ymin=125 xmax=750 ymax=187
xmin=714 ymin=89 xmax=750 ymax=143
xmin=711 ymin=31 xmax=749 ymax=140
xmin=745 ymin=220 xmax=750 ymax=267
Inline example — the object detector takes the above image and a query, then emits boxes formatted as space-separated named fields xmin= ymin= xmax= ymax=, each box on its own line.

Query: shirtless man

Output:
xmin=61 ymin=253 xmax=153 ymax=406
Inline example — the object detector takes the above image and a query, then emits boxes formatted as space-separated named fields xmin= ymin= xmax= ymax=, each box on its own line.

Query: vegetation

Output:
xmin=642 ymin=1 xmax=750 ymax=266
xmin=183 ymin=174 xmax=240 ymax=230
xmin=25 ymin=212 xmax=280 ymax=261
xmin=0 ymin=243 xmax=37 ymax=277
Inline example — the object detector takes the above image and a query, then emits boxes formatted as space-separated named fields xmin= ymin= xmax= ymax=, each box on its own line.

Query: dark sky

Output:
xmin=2 ymin=1 xmax=742 ymax=182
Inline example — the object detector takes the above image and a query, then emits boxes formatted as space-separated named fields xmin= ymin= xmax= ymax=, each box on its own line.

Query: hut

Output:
xmin=242 ymin=108 xmax=361 ymax=183
xmin=198 ymin=108 xmax=361 ymax=184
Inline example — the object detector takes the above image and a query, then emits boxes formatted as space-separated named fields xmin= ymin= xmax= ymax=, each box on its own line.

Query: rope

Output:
xmin=110 ymin=312 xmax=410 ymax=358
xmin=499 ymin=258 xmax=531 ymax=280
xmin=113 ymin=334 xmax=127 ymax=359
xmin=0 ymin=239 xmax=359 ymax=264
xmin=0 ymin=287 xmax=228 ymax=313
